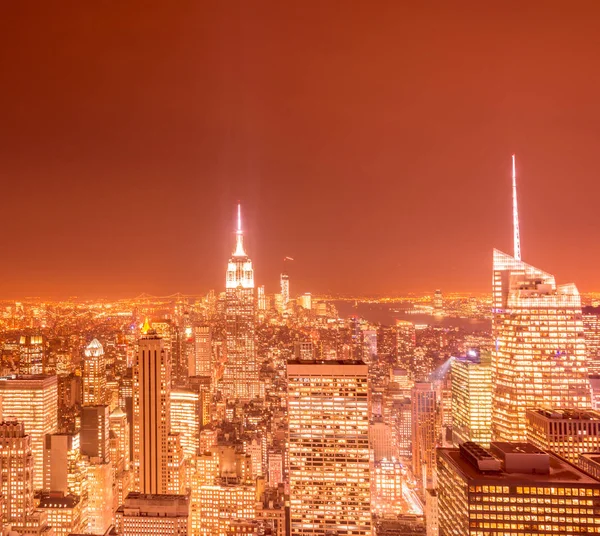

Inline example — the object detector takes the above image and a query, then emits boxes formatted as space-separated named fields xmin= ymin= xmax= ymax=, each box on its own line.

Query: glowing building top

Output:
xmin=226 ymin=204 xmax=254 ymax=290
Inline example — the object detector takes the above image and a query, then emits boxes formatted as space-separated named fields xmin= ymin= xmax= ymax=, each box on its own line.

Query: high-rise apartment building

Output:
xmin=451 ymin=352 xmax=492 ymax=447
xmin=491 ymin=157 xmax=591 ymax=441
xmin=437 ymin=441 xmax=600 ymax=535
xmin=223 ymin=204 xmax=261 ymax=401
xmin=133 ymin=326 xmax=172 ymax=494
xmin=412 ymin=382 xmax=438 ymax=491
xmin=82 ymin=338 xmax=106 ymax=406
xmin=525 ymin=408 xmax=600 ymax=464
xmin=288 ymin=360 xmax=371 ymax=536
xmin=116 ymin=492 xmax=190 ymax=536
xmin=0 ymin=375 xmax=58 ymax=490
xmin=0 ymin=421 xmax=34 ymax=525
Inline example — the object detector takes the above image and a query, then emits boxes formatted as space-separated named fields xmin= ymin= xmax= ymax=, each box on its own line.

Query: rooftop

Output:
xmin=438 ymin=445 xmax=600 ymax=485
xmin=528 ymin=408 xmax=600 ymax=421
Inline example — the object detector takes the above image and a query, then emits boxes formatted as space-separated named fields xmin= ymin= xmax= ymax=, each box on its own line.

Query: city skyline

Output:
xmin=3 ymin=2 xmax=600 ymax=298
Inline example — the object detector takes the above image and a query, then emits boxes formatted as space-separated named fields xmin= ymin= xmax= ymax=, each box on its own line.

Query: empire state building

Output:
xmin=222 ymin=204 xmax=262 ymax=401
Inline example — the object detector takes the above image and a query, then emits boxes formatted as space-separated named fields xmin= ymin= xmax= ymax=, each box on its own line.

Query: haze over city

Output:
xmin=3 ymin=1 xmax=600 ymax=298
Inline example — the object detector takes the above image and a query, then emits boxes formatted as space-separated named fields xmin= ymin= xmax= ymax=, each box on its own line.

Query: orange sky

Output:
xmin=2 ymin=1 xmax=600 ymax=298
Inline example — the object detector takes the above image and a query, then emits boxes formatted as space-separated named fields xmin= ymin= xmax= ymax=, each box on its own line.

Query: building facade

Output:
xmin=525 ymin=408 xmax=600 ymax=464
xmin=437 ymin=441 xmax=600 ymax=535
xmin=491 ymin=250 xmax=591 ymax=441
xmin=288 ymin=361 xmax=371 ymax=536
xmin=0 ymin=375 xmax=58 ymax=491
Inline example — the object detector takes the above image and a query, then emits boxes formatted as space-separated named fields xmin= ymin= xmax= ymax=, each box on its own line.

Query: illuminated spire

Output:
xmin=512 ymin=154 xmax=521 ymax=261
xmin=142 ymin=317 xmax=151 ymax=334
xmin=233 ymin=203 xmax=247 ymax=257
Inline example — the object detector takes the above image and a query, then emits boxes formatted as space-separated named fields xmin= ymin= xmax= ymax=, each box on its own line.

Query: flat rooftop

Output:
xmin=439 ymin=448 xmax=600 ymax=485
xmin=528 ymin=408 xmax=600 ymax=420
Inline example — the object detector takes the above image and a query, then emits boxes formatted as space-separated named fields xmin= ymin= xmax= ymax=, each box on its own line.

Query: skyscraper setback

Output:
xmin=491 ymin=156 xmax=591 ymax=441
xmin=223 ymin=204 xmax=261 ymax=401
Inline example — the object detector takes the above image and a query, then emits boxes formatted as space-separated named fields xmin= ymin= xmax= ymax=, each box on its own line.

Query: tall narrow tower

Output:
xmin=491 ymin=156 xmax=591 ymax=441
xmin=132 ymin=322 xmax=172 ymax=494
xmin=223 ymin=204 xmax=261 ymax=401
xmin=82 ymin=338 xmax=106 ymax=406
xmin=280 ymin=272 xmax=290 ymax=311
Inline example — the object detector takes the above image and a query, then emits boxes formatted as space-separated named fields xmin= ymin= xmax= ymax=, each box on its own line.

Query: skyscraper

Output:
xmin=82 ymin=338 xmax=106 ymax=406
xmin=19 ymin=334 xmax=44 ymax=375
xmin=0 ymin=375 xmax=58 ymax=491
xmin=191 ymin=324 xmax=212 ymax=377
xmin=396 ymin=320 xmax=416 ymax=371
xmin=491 ymin=156 xmax=591 ymax=441
xmin=280 ymin=271 xmax=290 ymax=312
xmin=0 ymin=421 xmax=34 ymax=525
xmin=437 ymin=441 xmax=600 ymax=536
xmin=133 ymin=323 xmax=172 ymax=494
xmin=411 ymin=382 xmax=438 ymax=491
xmin=223 ymin=204 xmax=261 ymax=401
xmin=288 ymin=360 xmax=371 ymax=536
xmin=450 ymin=351 xmax=492 ymax=447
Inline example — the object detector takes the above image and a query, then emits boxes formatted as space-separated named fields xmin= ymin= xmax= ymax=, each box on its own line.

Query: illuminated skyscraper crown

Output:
xmin=226 ymin=204 xmax=254 ymax=289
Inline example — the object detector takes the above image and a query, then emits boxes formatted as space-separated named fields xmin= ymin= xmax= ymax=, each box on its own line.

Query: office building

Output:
xmin=371 ymin=459 xmax=403 ymax=516
xmin=133 ymin=325 xmax=172 ymax=494
xmin=0 ymin=375 xmax=58 ymax=490
xmin=451 ymin=352 xmax=492 ymax=447
xmin=583 ymin=308 xmax=600 ymax=375
xmin=491 ymin=157 xmax=591 ymax=441
xmin=116 ymin=492 xmax=189 ymax=536
xmin=43 ymin=432 xmax=84 ymax=498
xmin=80 ymin=405 xmax=110 ymax=461
xmin=437 ymin=441 xmax=600 ymax=535
xmin=170 ymin=388 xmax=200 ymax=461
xmin=223 ymin=204 xmax=261 ymax=401
xmin=86 ymin=460 xmax=113 ymax=534
xmin=396 ymin=320 xmax=416 ymax=372
xmin=412 ymin=382 xmax=438 ymax=491
xmin=433 ymin=289 xmax=443 ymax=316
xmin=190 ymin=482 xmax=256 ymax=536
xmin=525 ymin=408 xmax=600 ymax=464
xmin=0 ymin=421 xmax=34 ymax=525
xmin=191 ymin=325 xmax=212 ymax=377
xmin=38 ymin=493 xmax=84 ymax=536
xmin=288 ymin=360 xmax=371 ymax=536
xmin=19 ymin=334 xmax=44 ymax=375
xmin=82 ymin=338 xmax=106 ymax=406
